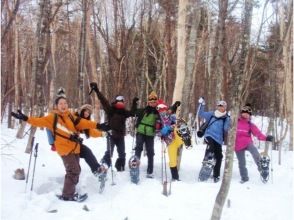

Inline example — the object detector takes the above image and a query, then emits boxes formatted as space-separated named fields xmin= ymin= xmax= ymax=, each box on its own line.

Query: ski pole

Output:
xmin=30 ymin=143 xmax=39 ymax=191
xmin=271 ymin=139 xmax=274 ymax=184
xmin=194 ymin=103 xmax=202 ymax=144
xmin=25 ymin=136 xmax=35 ymax=192
xmin=107 ymin=132 xmax=116 ymax=186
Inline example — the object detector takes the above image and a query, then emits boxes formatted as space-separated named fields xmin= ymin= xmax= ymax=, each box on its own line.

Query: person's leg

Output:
xmin=80 ymin=144 xmax=100 ymax=173
xmin=115 ymin=137 xmax=126 ymax=171
xmin=168 ymin=134 xmax=182 ymax=180
xmin=247 ymin=143 xmax=261 ymax=170
xmin=145 ymin=136 xmax=155 ymax=175
xmin=135 ymin=133 xmax=145 ymax=159
xmin=236 ymin=150 xmax=249 ymax=181
xmin=61 ymin=154 xmax=81 ymax=199
xmin=213 ymin=143 xmax=223 ymax=179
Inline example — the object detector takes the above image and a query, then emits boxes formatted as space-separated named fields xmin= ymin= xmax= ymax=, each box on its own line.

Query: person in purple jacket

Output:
xmin=235 ymin=104 xmax=274 ymax=183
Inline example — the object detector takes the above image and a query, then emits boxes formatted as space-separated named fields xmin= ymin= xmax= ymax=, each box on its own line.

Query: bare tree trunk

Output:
xmin=172 ymin=0 xmax=188 ymax=105
xmin=78 ymin=0 xmax=88 ymax=106
xmin=25 ymin=0 xmax=51 ymax=153
xmin=211 ymin=1 xmax=253 ymax=219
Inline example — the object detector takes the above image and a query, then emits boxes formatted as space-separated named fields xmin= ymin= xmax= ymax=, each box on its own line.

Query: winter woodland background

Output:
xmin=1 ymin=0 xmax=293 ymax=219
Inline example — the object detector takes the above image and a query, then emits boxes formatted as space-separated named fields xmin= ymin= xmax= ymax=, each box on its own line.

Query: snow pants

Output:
xmin=235 ymin=143 xmax=261 ymax=181
xmin=135 ymin=133 xmax=155 ymax=174
xmin=167 ymin=131 xmax=183 ymax=168
xmin=80 ymin=144 xmax=100 ymax=173
xmin=61 ymin=153 xmax=81 ymax=199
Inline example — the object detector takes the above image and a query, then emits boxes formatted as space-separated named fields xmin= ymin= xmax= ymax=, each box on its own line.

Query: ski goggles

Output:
xmin=241 ymin=106 xmax=252 ymax=115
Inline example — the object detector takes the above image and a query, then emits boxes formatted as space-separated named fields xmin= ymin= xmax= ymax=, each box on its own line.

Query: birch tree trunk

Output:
xmin=172 ymin=0 xmax=188 ymax=104
xmin=211 ymin=0 xmax=253 ymax=219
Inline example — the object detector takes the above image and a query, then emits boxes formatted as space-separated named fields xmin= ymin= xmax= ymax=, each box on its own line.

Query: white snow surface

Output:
xmin=1 ymin=117 xmax=293 ymax=220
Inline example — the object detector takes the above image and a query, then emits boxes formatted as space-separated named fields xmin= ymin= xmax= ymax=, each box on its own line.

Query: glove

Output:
xmin=97 ymin=122 xmax=111 ymax=131
xmin=89 ymin=82 xmax=99 ymax=94
xmin=174 ymin=101 xmax=181 ymax=107
xmin=266 ymin=135 xmax=274 ymax=142
xmin=51 ymin=144 xmax=56 ymax=151
xmin=11 ymin=110 xmax=28 ymax=121
xmin=160 ymin=126 xmax=172 ymax=137
xmin=132 ymin=97 xmax=139 ymax=105
xmin=198 ymin=97 xmax=205 ymax=105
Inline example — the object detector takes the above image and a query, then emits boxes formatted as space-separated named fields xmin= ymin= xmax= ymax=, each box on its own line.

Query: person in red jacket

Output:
xmin=235 ymin=104 xmax=274 ymax=183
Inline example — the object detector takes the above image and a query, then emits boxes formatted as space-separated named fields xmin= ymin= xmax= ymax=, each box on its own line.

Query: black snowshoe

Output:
xmin=129 ymin=155 xmax=140 ymax=184
xmin=176 ymin=119 xmax=192 ymax=149
xmin=259 ymin=155 xmax=270 ymax=183
xmin=57 ymin=193 xmax=88 ymax=202
xmin=198 ymin=152 xmax=216 ymax=182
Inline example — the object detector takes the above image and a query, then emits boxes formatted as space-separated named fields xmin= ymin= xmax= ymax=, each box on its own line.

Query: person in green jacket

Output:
xmin=134 ymin=91 xmax=161 ymax=178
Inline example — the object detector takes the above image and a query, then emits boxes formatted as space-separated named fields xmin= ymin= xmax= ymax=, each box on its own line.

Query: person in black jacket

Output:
xmin=89 ymin=82 xmax=137 ymax=171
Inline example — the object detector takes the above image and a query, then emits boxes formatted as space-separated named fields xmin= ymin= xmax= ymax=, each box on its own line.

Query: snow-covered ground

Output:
xmin=1 ymin=117 xmax=293 ymax=220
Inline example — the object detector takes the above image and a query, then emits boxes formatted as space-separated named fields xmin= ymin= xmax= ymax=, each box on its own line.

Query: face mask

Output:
xmin=114 ymin=102 xmax=125 ymax=109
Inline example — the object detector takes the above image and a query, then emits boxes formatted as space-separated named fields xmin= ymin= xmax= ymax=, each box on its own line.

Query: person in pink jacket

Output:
xmin=235 ymin=104 xmax=274 ymax=183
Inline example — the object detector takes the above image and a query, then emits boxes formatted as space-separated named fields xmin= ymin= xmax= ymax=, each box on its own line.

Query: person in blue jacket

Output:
xmin=197 ymin=97 xmax=231 ymax=182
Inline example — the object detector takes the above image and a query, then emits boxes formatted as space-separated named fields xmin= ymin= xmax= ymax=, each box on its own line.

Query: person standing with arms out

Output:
xmin=235 ymin=104 xmax=274 ymax=183
xmin=89 ymin=82 xmax=137 ymax=172
xmin=133 ymin=91 xmax=161 ymax=178
xmin=11 ymin=95 xmax=106 ymax=201
xmin=198 ymin=97 xmax=231 ymax=183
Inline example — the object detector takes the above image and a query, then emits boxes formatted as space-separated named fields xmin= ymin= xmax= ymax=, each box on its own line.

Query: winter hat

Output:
xmin=54 ymin=87 xmax=66 ymax=105
xmin=156 ymin=99 xmax=168 ymax=112
xmin=148 ymin=91 xmax=158 ymax=101
xmin=78 ymin=104 xmax=93 ymax=116
xmin=241 ymin=103 xmax=252 ymax=115
xmin=216 ymin=100 xmax=227 ymax=108
xmin=115 ymin=95 xmax=124 ymax=102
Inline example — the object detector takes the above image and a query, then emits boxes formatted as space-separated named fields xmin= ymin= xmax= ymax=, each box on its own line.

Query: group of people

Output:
xmin=10 ymin=83 xmax=274 ymax=201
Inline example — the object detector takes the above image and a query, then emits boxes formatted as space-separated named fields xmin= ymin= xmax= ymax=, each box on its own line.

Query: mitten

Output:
xmin=198 ymin=97 xmax=205 ymax=105
xmin=97 ymin=122 xmax=111 ymax=131
xmin=11 ymin=110 xmax=28 ymax=121
xmin=266 ymin=135 xmax=274 ymax=142
xmin=160 ymin=126 xmax=172 ymax=136
xmin=89 ymin=82 xmax=99 ymax=93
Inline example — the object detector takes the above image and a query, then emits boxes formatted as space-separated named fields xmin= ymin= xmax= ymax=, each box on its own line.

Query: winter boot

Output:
xmin=115 ymin=158 xmax=125 ymax=171
xmin=170 ymin=167 xmax=179 ymax=181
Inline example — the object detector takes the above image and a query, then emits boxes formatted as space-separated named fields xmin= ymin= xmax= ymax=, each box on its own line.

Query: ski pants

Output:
xmin=61 ymin=153 xmax=81 ymax=199
xmin=80 ymin=144 xmax=100 ymax=173
xmin=102 ymin=135 xmax=126 ymax=167
xmin=235 ymin=143 xmax=261 ymax=180
xmin=167 ymin=131 xmax=183 ymax=168
xmin=204 ymin=136 xmax=223 ymax=178
xmin=135 ymin=133 xmax=155 ymax=174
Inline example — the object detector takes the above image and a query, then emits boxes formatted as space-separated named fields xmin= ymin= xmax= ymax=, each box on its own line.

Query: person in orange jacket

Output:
xmin=11 ymin=95 xmax=108 ymax=201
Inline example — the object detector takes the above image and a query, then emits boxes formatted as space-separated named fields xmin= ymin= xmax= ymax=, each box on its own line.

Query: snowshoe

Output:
xmin=176 ymin=120 xmax=192 ymax=149
xmin=259 ymin=155 xmax=270 ymax=183
xmin=146 ymin=173 xmax=154 ymax=178
xmin=129 ymin=155 xmax=140 ymax=184
xmin=198 ymin=153 xmax=216 ymax=182
xmin=94 ymin=164 xmax=108 ymax=193
xmin=56 ymin=193 xmax=88 ymax=202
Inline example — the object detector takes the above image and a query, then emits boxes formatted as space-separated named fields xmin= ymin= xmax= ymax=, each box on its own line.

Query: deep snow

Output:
xmin=1 ymin=116 xmax=293 ymax=220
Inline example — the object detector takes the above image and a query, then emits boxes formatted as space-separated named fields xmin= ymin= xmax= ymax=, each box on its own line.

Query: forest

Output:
xmin=1 ymin=1 xmax=293 ymax=219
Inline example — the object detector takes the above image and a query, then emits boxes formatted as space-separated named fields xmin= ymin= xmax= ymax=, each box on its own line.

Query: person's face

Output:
xmin=57 ymin=98 xmax=68 ymax=113
xmin=217 ymin=105 xmax=226 ymax=113
xmin=241 ymin=112 xmax=250 ymax=119
xmin=148 ymin=100 xmax=157 ymax=107
xmin=83 ymin=109 xmax=90 ymax=118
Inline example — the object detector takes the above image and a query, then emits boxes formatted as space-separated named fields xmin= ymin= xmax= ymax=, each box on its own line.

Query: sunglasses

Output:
xmin=148 ymin=98 xmax=157 ymax=101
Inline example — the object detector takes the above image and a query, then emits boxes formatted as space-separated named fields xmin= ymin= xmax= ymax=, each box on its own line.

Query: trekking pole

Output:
xmin=162 ymin=140 xmax=168 ymax=196
xmin=107 ymin=132 xmax=116 ymax=186
xmin=271 ymin=140 xmax=274 ymax=184
xmin=25 ymin=137 xmax=35 ymax=192
xmin=194 ymin=103 xmax=202 ymax=145
xmin=30 ymin=143 xmax=39 ymax=192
